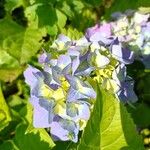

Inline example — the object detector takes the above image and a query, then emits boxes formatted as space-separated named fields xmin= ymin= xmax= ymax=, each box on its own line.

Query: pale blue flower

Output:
xmin=110 ymin=38 xmax=134 ymax=64
xmin=117 ymin=79 xmax=138 ymax=103
xmin=30 ymin=96 xmax=55 ymax=128
xmin=50 ymin=117 xmax=79 ymax=142
xmin=112 ymin=64 xmax=138 ymax=103
xmin=66 ymin=75 xmax=96 ymax=101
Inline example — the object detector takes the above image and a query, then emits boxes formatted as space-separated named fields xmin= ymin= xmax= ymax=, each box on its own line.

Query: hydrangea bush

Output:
xmin=0 ymin=0 xmax=150 ymax=147
xmin=23 ymin=11 xmax=150 ymax=143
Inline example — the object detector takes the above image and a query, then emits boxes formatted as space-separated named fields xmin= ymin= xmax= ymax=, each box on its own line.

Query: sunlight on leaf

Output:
xmin=78 ymin=84 xmax=144 ymax=150
xmin=0 ymin=84 xmax=11 ymax=131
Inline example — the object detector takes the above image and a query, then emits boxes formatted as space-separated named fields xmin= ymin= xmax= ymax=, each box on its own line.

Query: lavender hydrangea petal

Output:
xmin=99 ymin=23 xmax=112 ymax=37
xmin=117 ymin=81 xmax=138 ymax=103
xmin=66 ymin=102 xmax=90 ymax=129
xmin=30 ymin=97 xmax=52 ymax=128
xmin=72 ymin=57 xmax=80 ymax=75
xmin=57 ymin=55 xmax=71 ymax=70
xmin=86 ymin=24 xmax=100 ymax=38
xmin=67 ymin=87 xmax=89 ymax=102
xmin=77 ymin=102 xmax=90 ymax=120
xmin=50 ymin=122 xmax=70 ymax=141
xmin=66 ymin=102 xmax=78 ymax=117
xmin=66 ymin=75 xmax=96 ymax=99
xmin=44 ymin=66 xmax=61 ymax=88
xmin=58 ymin=34 xmax=71 ymax=42
xmin=112 ymin=63 xmax=127 ymax=83
xmin=85 ymin=24 xmax=113 ymax=45
xmin=75 ymin=67 xmax=95 ymax=76
xmin=50 ymin=119 xmax=79 ymax=142
xmin=38 ymin=53 xmax=51 ymax=64
xmin=110 ymin=38 xmax=134 ymax=64
xmin=24 ymin=65 xmax=40 ymax=89
xmin=51 ymin=34 xmax=72 ymax=51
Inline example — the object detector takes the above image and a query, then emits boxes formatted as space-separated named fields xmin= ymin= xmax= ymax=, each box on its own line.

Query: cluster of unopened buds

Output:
xmin=24 ymin=10 xmax=150 ymax=142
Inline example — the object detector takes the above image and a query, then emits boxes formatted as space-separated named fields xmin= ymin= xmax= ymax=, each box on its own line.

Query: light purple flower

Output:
xmin=112 ymin=64 xmax=138 ymax=103
xmin=54 ymin=54 xmax=72 ymax=75
xmin=30 ymin=96 xmax=55 ymax=128
xmin=66 ymin=75 xmax=96 ymax=101
xmin=67 ymin=87 xmax=90 ymax=102
xmin=51 ymin=34 xmax=72 ymax=51
xmin=112 ymin=63 xmax=126 ymax=84
xmin=86 ymin=24 xmax=111 ymax=39
xmin=23 ymin=65 xmax=40 ymax=90
xmin=67 ymin=48 xmax=94 ymax=76
xmin=85 ymin=24 xmax=113 ymax=45
xmin=38 ymin=52 xmax=51 ymax=64
xmin=110 ymin=38 xmax=134 ymax=64
xmin=50 ymin=117 xmax=79 ymax=142
xmin=66 ymin=102 xmax=90 ymax=121
xmin=117 ymin=79 xmax=138 ymax=103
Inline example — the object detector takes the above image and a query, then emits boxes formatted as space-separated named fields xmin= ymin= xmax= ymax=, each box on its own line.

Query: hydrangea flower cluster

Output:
xmin=23 ymin=10 xmax=150 ymax=142
xmin=109 ymin=10 xmax=150 ymax=68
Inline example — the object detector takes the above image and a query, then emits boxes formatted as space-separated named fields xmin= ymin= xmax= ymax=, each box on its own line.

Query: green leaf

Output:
xmin=56 ymin=9 xmax=67 ymax=28
xmin=5 ymin=0 xmax=27 ymax=12
xmin=47 ymin=24 xmax=58 ymax=35
xmin=0 ymin=18 xmax=23 ymax=44
xmin=0 ymin=50 xmax=19 ymax=69
xmin=61 ymin=27 xmax=83 ymax=40
xmin=83 ymin=0 xmax=102 ymax=6
xmin=57 ymin=1 xmax=74 ymax=18
xmin=72 ymin=0 xmax=84 ymax=12
xmin=25 ymin=3 xmax=58 ymax=35
xmin=78 ymin=85 xmax=144 ymax=150
xmin=0 ymin=50 xmax=22 ymax=82
xmin=52 ymin=141 xmax=77 ymax=150
xmin=136 ymin=72 xmax=150 ymax=103
xmin=0 ymin=68 xmax=23 ymax=82
xmin=0 ymin=84 xmax=11 ymax=132
xmin=0 ymin=140 xmax=19 ymax=150
xmin=35 ymin=4 xmax=57 ymax=28
xmin=13 ymin=124 xmax=55 ymax=150
xmin=19 ymin=102 xmax=33 ymax=123
xmin=0 ymin=18 xmax=46 ymax=64
xmin=128 ymin=103 xmax=150 ymax=127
